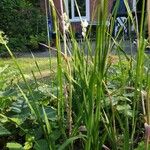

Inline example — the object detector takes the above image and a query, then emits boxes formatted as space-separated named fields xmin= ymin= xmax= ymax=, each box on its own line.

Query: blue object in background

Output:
xmin=117 ymin=0 xmax=127 ymax=15
xmin=112 ymin=0 xmax=127 ymax=16
xmin=48 ymin=18 xmax=53 ymax=38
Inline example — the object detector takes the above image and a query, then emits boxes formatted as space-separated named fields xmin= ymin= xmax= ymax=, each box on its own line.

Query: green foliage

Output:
xmin=0 ymin=59 xmax=59 ymax=149
xmin=29 ymin=32 xmax=46 ymax=51
xmin=135 ymin=141 xmax=150 ymax=150
xmin=34 ymin=139 xmax=49 ymax=150
xmin=0 ymin=123 xmax=11 ymax=136
xmin=6 ymin=142 xmax=23 ymax=150
xmin=0 ymin=0 xmax=150 ymax=150
xmin=0 ymin=0 xmax=47 ymax=52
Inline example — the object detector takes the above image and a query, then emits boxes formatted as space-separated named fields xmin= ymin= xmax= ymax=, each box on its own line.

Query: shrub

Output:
xmin=0 ymin=0 xmax=47 ymax=52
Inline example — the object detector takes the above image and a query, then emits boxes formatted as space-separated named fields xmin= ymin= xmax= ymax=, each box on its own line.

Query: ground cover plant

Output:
xmin=0 ymin=0 xmax=150 ymax=149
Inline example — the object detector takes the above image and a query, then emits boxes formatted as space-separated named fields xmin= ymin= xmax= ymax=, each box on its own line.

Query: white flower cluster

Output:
xmin=62 ymin=12 xmax=70 ymax=32
xmin=81 ymin=20 xmax=88 ymax=37
xmin=0 ymin=31 xmax=8 ymax=45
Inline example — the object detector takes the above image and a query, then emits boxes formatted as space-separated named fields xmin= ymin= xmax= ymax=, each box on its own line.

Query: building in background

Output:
xmin=40 ymin=0 xmax=146 ymax=37
xmin=53 ymin=0 xmax=114 ymax=33
xmin=53 ymin=0 xmax=135 ymax=34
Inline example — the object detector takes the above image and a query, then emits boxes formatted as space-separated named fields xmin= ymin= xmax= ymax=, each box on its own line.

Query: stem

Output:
xmin=147 ymin=0 xmax=150 ymax=41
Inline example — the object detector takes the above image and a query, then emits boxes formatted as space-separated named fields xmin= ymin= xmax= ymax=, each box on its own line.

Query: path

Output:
xmin=1 ymin=40 xmax=150 ymax=58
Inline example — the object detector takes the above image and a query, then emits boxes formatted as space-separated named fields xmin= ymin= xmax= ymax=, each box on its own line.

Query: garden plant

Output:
xmin=0 ymin=0 xmax=150 ymax=150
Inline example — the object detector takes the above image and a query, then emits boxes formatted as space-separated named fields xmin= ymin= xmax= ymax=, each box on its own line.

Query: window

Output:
xmin=65 ymin=0 xmax=90 ymax=21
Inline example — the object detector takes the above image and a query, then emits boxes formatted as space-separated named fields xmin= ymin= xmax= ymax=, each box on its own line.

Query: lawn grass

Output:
xmin=0 ymin=57 xmax=57 ymax=75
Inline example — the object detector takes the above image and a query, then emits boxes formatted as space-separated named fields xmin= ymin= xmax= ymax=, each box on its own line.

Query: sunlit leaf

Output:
xmin=6 ymin=142 xmax=23 ymax=150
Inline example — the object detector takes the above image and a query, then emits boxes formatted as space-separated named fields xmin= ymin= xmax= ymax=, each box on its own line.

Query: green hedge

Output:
xmin=0 ymin=0 xmax=47 ymax=52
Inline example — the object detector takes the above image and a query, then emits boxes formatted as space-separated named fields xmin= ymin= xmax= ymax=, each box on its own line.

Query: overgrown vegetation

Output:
xmin=0 ymin=0 xmax=150 ymax=150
